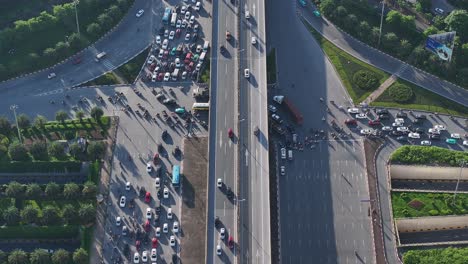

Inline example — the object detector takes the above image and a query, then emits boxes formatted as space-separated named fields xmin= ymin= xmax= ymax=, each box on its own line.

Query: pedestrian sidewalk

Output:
xmin=362 ymin=75 xmax=397 ymax=105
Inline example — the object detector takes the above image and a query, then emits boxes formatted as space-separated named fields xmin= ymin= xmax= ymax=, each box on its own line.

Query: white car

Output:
xmin=244 ymin=68 xmax=250 ymax=78
xmin=347 ymin=108 xmax=359 ymax=114
xmin=216 ymin=244 xmax=222 ymax=255
xmin=280 ymin=165 xmax=286 ymax=176
xmin=173 ymin=221 xmax=179 ymax=233
xmin=185 ymin=33 xmax=191 ymax=41
xmin=116 ymin=216 xmax=121 ymax=226
xmin=268 ymin=105 xmax=277 ymax=113
xmin=155 ymin=227 xmax=161 ymax=237
xmin=164 ymin=72 xmax=170 ymax=81
xmin=360 ymin=129 xmax=372 ymax=135
xmin=421 ymin=140 xmax=432 ymax=146
xmin=156 ymin=35 xmax=161 ymax=45
xmin=220 ymin=228 xmax=226 ymax=239
xmin=158 ymin=49 xmax=164 ymax=58
xmin=150 ymin=249 xmax=157 ymax=262
xmin=181 ymin=20 xmax=187 ymax=28
xmin=146 ymin=208 xmax=152 ymax=219
xmin=163 ymin=187 xmax=169 ymax=199
xmin=47 ymin=72 xmax=56 ymax=79
xmin=155 ymin=177 xmax=160 ymax=188
xmin=141 ymin=251 xmax=148 ymax=262
xmin=251 ymin=37 xmax=257 ymax=45
xmin=450 ymin=133 xmax=461 ymax=139
xmin=196 ymin=63 xmax=202 ymax=71
xmin=245 ymin=11 xmax=250 ymax=19
xmin=146 ymin=162 xmax=152 ymax=173
xmin=181 ymin=5 xmax=187 ymax=14
xmin=397 ymin=127 xmax=409 ymax=133
xmin=170 ymin=235 xmax=176 ymax=247
xmin=408 ymin=132 xmax=420 ymax=139
xmin=434 ymin=125 xmax=446 ymax=131
xmin=217 ymin=178 xmax=223 ymax=187
xmin=355 ymin=113 xmax=367 ymax=119
xmin=125 ymin=181 xmax=131 ymax=191
xmin=185 ymin=11 xmax=191 ymax=20
xmin=182 ymin=71 xmax=187 ymax=79
xmin=428 ymin=128 xmax=440 ymax=134
xmin=190 ymin=15 xmax=195 ymax=24
xmin=281 ymin=148 xmax=286 ymax=159
xmin=434 ymin=7 xmax=444 ymax=15
xmin=382 ymin=126 xmax=392 ymax=131
xmin=176 ymin=20 xmax=182 ymax=28
xmin=162 ymin=39 xmax=169 ymax=49
xmin=119 ymin=196 xmax=126 ymax=207
xmin=169 ymin=31 xmax=175 ymax=40
xmin=195 ymin=2 xmax=201 ymax=11
xmin=147 ymin=55 xmax=156 ymax=64
xmin=164 ymin=29 xmax=169 ymax=37
xmin=394 ymin=118 xmax=405 ymax=124
xmin=463 ymin=140 xmax=468 ymax=146
xmin=167 ymin=208 xmax=173 ymax=219
xmin=392 ymin=122 xmax=403 ymax=127
xmin=136 ymin=9 xmax=144 ymax=17
xmin=163 ymin=223 xmax=169 ymax=233
xmin=175 ymin=58 xmax=181 ymax=68
xmin=133 ymin=252 xmax=140 ymax=263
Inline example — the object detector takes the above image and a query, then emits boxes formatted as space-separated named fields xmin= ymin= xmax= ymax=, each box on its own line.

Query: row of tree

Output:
xmin=2 ymin=202 xmax=96 ymax=226
xmin=2 ymin=181 xmax=97 ymax=200
xmin=0 ymin=248 xmax=88 ymax=264
xmin=0 ymin=0 xmax=133 ymax=81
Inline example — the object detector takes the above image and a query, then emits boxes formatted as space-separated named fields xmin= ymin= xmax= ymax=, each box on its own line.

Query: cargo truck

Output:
xmin=272 ymin=95 xmax=303 ymax=125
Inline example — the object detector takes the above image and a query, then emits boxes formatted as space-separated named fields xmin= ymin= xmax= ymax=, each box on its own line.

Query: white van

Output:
xmin=95 ymin=52 xmax=106 ymax=62
xmin=172 ymin=68 xmax=179 ymax=81
xmin=288 ymin=150 xmax=293 ymax=161
xmin=280 ymin=148 xmax=286 ymax=160
xmin=203 ymin=40 xmax=210 ymax=52
xmin=199 ymin=52 xmax=206 ymax=62
xmin=167 ymin=208 xmax=173 ymax=219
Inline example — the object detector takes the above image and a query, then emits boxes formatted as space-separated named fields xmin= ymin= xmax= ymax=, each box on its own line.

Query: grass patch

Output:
xmin=392 ymin=192 xmax=468 ymax=218
xmin=88 ymin=160 xmax=101 ymax=183
xmin=0 ymin=161 xmax=82 ymax=173
xmin=200 ymin=58 xmax=211 ymax=83
xmin=371 ymin=79 xmax=468 ymax=117
xmin=390 ymin=146 xmax=468 ymax=167
xmin=403 ymin=247 xmax=468 ymax=263
xmin=266 ymin=48 xmax=277 ymax=84
xmin=302 ymin=18 xmax=389 ymax=103
xmin=80 ymin=72 xmax=120 ymax=86
xmin=80 ymin=226 xmax=94 ymax=252
xmin=0 ymin=225 xmax=79 ymax=239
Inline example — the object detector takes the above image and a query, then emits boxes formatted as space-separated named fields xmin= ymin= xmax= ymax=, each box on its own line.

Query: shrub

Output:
xmin=390 ymin=146 xmax=468 ymax=166
xmin=30 ymin=142 xmax=48 ymax=161
xmin=63 ymin=130 xmax=75 ymax=140
xmin=429 ymin=209 xmax=439 ymax=216
xmin=352 ymin=70 xmax=379 ymax=90
xmin=388 ymin=83 xmax=413 ymax=103
xmin=8 ymin=142 xmax=30 ymax=161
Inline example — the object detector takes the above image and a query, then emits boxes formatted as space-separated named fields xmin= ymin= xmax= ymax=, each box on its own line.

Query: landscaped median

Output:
xmin=390 ymin=145 xmax=468 ymax=167
xmin=392 ymin=192 xmax=468 ymax=218
xmin=403 ymin=247 xmax=468 ymax=263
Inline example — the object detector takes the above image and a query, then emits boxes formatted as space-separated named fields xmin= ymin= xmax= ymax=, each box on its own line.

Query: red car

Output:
xmin=368 ymin=119 xmax=381 ymax=126
xmin=157 ymin=72 xmax=164 ymax=81
xmin=153 ymin=153 xmax=159 ymax=165
xmin=228 ymin=236 xmax=234 ymax=249
xmin=344 ymin=119 xmax=357 ymax=125
xmin=163 ymin=50 xmax=169 ymax=59
xmin=149 ymin=62 xmax=157 ymax=72
xmin=145 ymin=192 xmax=151 ymax=203
xmin=144 ymin=220 xmax=150 ymax=232
xmin=72 ymin=56 xmax=82 ymax=65
xmin=228 ymin=128 xmax=233 ymax=138
xmin=136 ymin=240 xmax=141 ymax=251
xmin=152 ymin=237 xmax=158 ymax=248
xmin=176 ymin=29 xmax=181 ymax=38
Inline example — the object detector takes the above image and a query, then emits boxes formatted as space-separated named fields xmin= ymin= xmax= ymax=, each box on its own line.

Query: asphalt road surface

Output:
xmin=392 ymin=181 xmax=468 ymax=192
xmin=206 ymin=0 xmax=239 ymax=262
xmin=400 ymin=229 xmax=468 ymax=244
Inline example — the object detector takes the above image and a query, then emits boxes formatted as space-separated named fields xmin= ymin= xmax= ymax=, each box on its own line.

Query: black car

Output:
xmin=226 ymin=187 xmax=234 ymax=199
xmin=376 ymin=109 xmax=389 ymax=115
xmin=416 ymin=114 xmax=427 ymax=119
xmin=175 ymin=5 xmax=181 ymax=13
xmin=230 ymin=0 xmax=235 ymax=4
xmin=415 ymin=127 xmax=425 ymax=134
xmin=190 ymin=43 xmax=197 ymax=52
xmin=379 ymin=114 xmax=390 ymax=120
xmin=192 ymin=33 xmax=198 ymax=41
xmin=412 ymin=119 xmax=422 ymax=124
xmin=158 ymin=27 xmax=165 ymax=35
xmin=396 ymin=136 xmax=406 ymax=141
xmin=215 ymin=217 xmax=221 ymax=228
xmin=391 ymin=130 xmax=403 ymax=136
xmin=396 ymin=112 xmax=407 ymax=118
xmin=220 ymin=45 xmax=226 ymax=53
xmin=430 ymin=134 xmax=441 ymax=140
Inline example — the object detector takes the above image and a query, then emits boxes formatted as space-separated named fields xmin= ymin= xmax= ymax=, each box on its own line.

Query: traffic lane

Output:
xmin=392 ymin=180 xmax=468 ymax=192
xmin=399 ymin=229 xmax=468 ymax=244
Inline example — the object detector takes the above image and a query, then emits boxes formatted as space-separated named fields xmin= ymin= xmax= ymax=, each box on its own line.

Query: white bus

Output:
xmin=171 ymin=13 xmax=177 ymax=26
xmin=192 ymin=102 xmax=209 ymax=111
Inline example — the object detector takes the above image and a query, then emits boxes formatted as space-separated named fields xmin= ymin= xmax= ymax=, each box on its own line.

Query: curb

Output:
xmin=0 ymin=0 xmax=138 ymax=85
xmin=385 ymin=157 xmax=403 ymax=263
xmin=274 ymin=143 xmax=281 ymax=264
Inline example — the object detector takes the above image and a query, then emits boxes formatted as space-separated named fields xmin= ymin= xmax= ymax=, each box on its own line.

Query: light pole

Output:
xmin=73 ymin=0 xmax=81 ymax=36
xmin=10 ymin=105 xmax=22 ymax=143
xmin=453 ymin=160 xmax=466 ymax=206
xmin=377 ymin=0 xmax=385 ymax=47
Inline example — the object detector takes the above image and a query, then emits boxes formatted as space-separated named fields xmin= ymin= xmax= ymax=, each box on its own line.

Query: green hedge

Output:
xmin=390 ymin=146 xmax=468 ymax=166
xmin=352 ymin=70 xmax=379 ymax=90
xmin=0 ymin=161 xmax=82 ymax=173
xmin=0 ymin=225 xmax=79 ymax=239
xmin=403 ymin=247 xmax=468 ymax=263
xmin=392 ymin=192 xmax=468 ymax=218
xmin=388 ymin=83 xmax=413 ymax=103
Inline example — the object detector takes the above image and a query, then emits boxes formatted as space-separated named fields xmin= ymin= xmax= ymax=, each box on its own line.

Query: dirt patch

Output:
xmin=408 ymin=199 xmax=424 ymax=210
xmin=180 ymin=136 xmax=208 ymax=263
xmin=363 ymin=138 xmax=386 ymax=264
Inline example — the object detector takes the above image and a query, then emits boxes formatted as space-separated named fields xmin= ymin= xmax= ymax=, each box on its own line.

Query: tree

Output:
xmin=0 ymin=116 xmax=11 ymax=135
xmin=29 ymin=249 xmax=51 ymax=264
xmin=42 ymin=206 xmax=59 ymax=225
xmin=8 ymin=142 xmax=29 ymax=161
xmin=78 ymin=204 xmax=96 ymax=224
xmin=108 ymin=5 xmax=122 ymax=20
xmin=445 ymin=10 xmax=468 ymax=42
xmin=415 ymin=0 xmax=431 ymax=13
xmin=75 ymin=110 xmax=85 ymax=121
xmin=0 ymin=250 xmax=6 ymax=264
xmin=72 ymin=248 xmax=88 ymax=264
xmin=69 ymin=142 xmax=84 ymax=160
xmin=97 ymin=13 xmax=113 ymax=30
xmin=33 ymin=115 xmax=48 ymax=129
xmin=25 ymin=183 xmax=42 ymax=199
xmin=3 ymin=206 xmax=19 ymax=225
xmin=68 ymin=33 xmax=84 ymax=51
xmin=344 ymin=14 xmax=358 ymax=32
xmin=8 ymin=249 xmax=29 ymax=264
xmin=423 ymin=26 xmax=438 ymax=37
xmin=62 ymin=204 xmax=77 ymax=224
xmin=358 ymin=21 xmax=371 ymax=41
xmin=116 ymin=0 xmax=129 ymax=10
xmin=386 ymin=10 xmax=403 ymax=27
xmin=45 ymin=182 xmax=60 ymax=197
xmin=87 ymin=141 xmax=106 ymax=160
xmin=335 ymin=6 xmax=348 ymax=20
xmin=382 ymin=32 xmax=399 ymax=51
xmin=55 ymin=41 xmax=69 ymax=57
xmin=43 ymin=47 xmax=57 ymax=60
xmin=30 ymin=141 xmax=48 ymax=161
xmin=51 ymin=249 xmax=70 ymax=264
xmin=16 ymin=114 xmax=30 ymax=129
xmin=5 ymin=181 xmax=25 ymax=198
xmin=21 ymin=205 xmax=39 ymax=224
xmin=82 ymin=181 xmax=97 ymax=198
xmin=55 ymin=110 xmax=68 ymax=123
xmin=48 ymin=141 xmax=65 ymax=159
xmin=86 ymin=23 xmax=101 ymax=37
xmin=63 ymin=182 xmax=80 ymax=199
xmin=90 ymin=107 xmax=104 ymax=121
xmin=398 ymin=39 xmax=413 ymax=58
xmin=320 ymin=0 xmax=338 ymax=17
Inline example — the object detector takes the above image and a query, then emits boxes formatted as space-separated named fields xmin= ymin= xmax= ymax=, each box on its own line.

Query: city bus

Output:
xmin=162 ymin=7 xmax=171 ymax=24
xmin=172 ymin=165 xmax=180 ymax=187
xmin=192 ymin=102 xmax=210 ymax=111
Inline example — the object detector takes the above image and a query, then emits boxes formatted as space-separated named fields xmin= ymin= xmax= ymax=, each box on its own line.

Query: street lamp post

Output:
xmin=10 ymin=105 xmax=22 ymax=143
xmin=378 ymin=0 xmax=385 ymax=47
xmin=73 ymin=0 xmax=81 ymax=36
xmin=453 ymin=160 xmax=466 ymax=206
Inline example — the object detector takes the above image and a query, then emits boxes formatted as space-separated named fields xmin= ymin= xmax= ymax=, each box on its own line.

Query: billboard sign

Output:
xmin=425 ymin=31 xmax=456 ymax=62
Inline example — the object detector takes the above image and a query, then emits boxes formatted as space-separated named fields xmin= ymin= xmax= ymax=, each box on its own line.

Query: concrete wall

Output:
xmin=390 ymin=165 xmax=468 ymax=181
xmin=396 ymin=215 xmax=468 ymax=233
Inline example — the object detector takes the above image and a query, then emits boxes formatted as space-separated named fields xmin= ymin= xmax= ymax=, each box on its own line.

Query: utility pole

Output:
xmin=10 ymin=105 xmax=22 ymax=143
xmin=73 ymin=0 xmax=81 ymax=36
xmin=453 ymin=160 xmax=466 ymax=206
xmin=378 ymin=0 xmax=385 ymax=47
